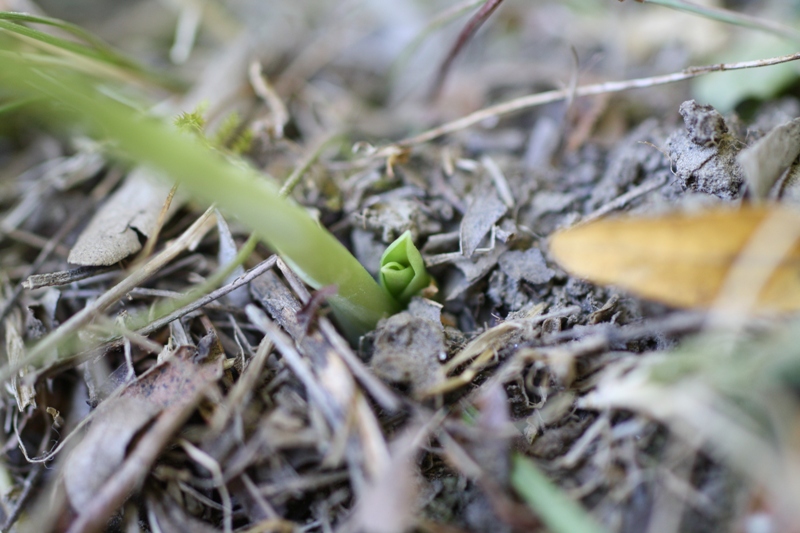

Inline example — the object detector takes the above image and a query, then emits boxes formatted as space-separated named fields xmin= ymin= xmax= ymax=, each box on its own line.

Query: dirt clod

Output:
xmin=370 ymin=310 xmax=446 ymax=396
xmin=668 ymin=100 xmax=743 ymax=199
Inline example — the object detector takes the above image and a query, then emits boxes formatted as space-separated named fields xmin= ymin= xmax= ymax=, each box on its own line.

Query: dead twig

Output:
xmin=0 ymin=211 xmax=83 ymax=323
xmin=580 ymin=174 xmax=669 ymax=224
xmin=135 ymin=255 xmax=277 ymax=339
xmin=65 ymin=391 xmax=208 ymax=533
xmin=0 ymin=206 xmax=216 ymax=385
xmin=384 ymin=51 xmax=800 ymax=151
xmin=135 ymin=183 xmax=179 ymax=263
xmin=179 ymin=439 xmax=233 ymax=533
xmin=22 ymin=265 xmax=114 ymax=290
xmin=30 ymin=255 xmax=278 ymax=383
xmin=249 ymin=60 xmax=289 ymax=139
xmin=429 ymin=0 xmax=505 ymax=100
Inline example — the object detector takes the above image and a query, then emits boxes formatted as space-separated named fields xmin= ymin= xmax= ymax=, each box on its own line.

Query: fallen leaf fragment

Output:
xmin=63 ymin=345 xmax=222 ymax=512
xmin=460 ymin=184 xmax=507 ymax=258
xmin=68 ymin=169 xmax=182 ymax=266
xmin=739 ymin=117 xmax=800 ymax=200
xmin=549 ymin=206 xmax=800 ymax=312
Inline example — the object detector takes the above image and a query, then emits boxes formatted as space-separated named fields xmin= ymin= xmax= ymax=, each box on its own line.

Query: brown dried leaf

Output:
xmin=64 ymin=346 xmax=222 ymax=511
xmin=68 ymin=169 xmax=183 ymax=266
xmin=549 ymin=206 xmax=800 ymax=312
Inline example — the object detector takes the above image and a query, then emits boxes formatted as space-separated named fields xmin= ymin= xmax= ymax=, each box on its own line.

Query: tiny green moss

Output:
xmin=212 ymin=111 xmax=241 ymax=148
xmin=174 ymin=103 xmax=208 ymax=136
xmin=229 ymin=126 xmax=254 ymax=155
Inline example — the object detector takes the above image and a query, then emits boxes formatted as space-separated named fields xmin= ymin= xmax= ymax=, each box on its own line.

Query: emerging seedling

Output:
xmin=379 ymin=231 xmax=432 ymax=305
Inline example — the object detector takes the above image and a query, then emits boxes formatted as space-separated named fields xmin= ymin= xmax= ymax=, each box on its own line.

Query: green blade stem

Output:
xmin=0 ymin=53 xmax=399 ymax=341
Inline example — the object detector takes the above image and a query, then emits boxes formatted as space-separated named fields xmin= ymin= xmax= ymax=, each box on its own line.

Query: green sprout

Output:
xmin=379 ymin=231 xmax=431 ymax=305
xmin=0 ymin=23 xmax=431 ymax=343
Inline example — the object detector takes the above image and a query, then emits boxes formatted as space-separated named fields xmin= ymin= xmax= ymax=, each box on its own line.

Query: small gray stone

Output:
xmin=407 ymin=297 xmax=443 ymax=325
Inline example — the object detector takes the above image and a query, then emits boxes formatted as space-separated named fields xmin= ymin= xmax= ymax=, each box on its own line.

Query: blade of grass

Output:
xmin=0 ymin=13 xmax=182 ymax=89
xmin=0 ymin=52 xmax=398 ymax=343
xmin=0 ymin=12 xmax=133 ymax=59
xmin=631 ymin=0 xmax=800 ymax=42
xmin=0 ymin=19 xmax=109 ymax=60
xmin=511 ymin=453 xmax=611 ymax=533
xmin=0 ymin=96 xmax=40 ymax=115
xmin=390 ymin=0 xmax=487 ymax=80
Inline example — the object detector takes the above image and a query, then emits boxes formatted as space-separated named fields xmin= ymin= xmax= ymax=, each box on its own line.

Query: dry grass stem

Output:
xmin=387 ymin=51 xmax=800 ymax=150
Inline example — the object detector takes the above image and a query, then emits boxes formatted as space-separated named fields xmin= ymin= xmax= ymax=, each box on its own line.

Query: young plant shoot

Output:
xmin=379 ymin=231 xmax=431 ymax=305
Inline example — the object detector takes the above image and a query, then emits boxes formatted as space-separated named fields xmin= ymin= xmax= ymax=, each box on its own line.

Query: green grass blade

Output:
xmin=511 ymin=453 xmax=611 ymax=533
xmin=0 ymin=13 xmax=182 ymax=89
xmin=0 ymin=19 xmax=123 ymax=66
xmin=0 ymin=12 xmax=125 ymax=54
xmin=0 ymin=96 xmax=39 ymax=114
xmin=638 ymin=0 xmax=800 ymax=42
xmin=0 ymin=53 xmax=399 ymax=340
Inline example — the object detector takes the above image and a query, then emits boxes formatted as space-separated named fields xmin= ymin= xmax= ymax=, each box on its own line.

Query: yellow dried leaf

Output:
xmin=549 ymin=206 xmax=800 ymax=312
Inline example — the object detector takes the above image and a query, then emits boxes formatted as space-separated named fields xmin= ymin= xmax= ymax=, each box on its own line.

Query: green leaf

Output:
xmin=379 ymin=230 xmax=431 ymax=305
xmin=0 ymin=11 xmax=182 ymax=89
xmin=511 ymin=454 xmax=611 ymax=533
xmin=0 ymin=96 xmax=39 ymax=115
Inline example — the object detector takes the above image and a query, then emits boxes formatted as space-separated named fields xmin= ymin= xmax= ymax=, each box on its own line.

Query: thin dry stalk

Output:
xmin=179 ymin=439 xmax=233 ymax=533
xmin=136 ymin=183 xmax=179 ymax=262
xmin=384 ymin=51 xmax=800 ymax=151
xmin=29 ymin=255 xmax=278 ymax=383
xmin=0 ymin=211 xmax=82 ymax=322
xmin=1 ymin=206 xmax=216 ymax=384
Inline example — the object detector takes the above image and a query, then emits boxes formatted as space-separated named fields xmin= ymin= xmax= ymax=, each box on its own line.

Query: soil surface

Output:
xmin=1 ymin=1 xmax=799 ymax=532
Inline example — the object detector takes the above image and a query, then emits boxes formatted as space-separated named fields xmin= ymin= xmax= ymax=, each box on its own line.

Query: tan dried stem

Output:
xmin=136 ymin=183 xmax=179 ymax=262
xmin=380 ymin=51 xmax=800 ymax=153
xmin=0 ymin=206 xmax=216 ymax=384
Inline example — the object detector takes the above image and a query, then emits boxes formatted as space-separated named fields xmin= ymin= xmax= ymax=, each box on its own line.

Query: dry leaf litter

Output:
xmin=1 ymin=1 xmax=800 ymax=532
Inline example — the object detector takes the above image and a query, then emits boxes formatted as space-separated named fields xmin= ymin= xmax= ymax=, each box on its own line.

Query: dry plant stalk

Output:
xmin=0 ymin=207 xmax=217 ymax=384
xmin=378 ymin=51 xmax=800 ymax=152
